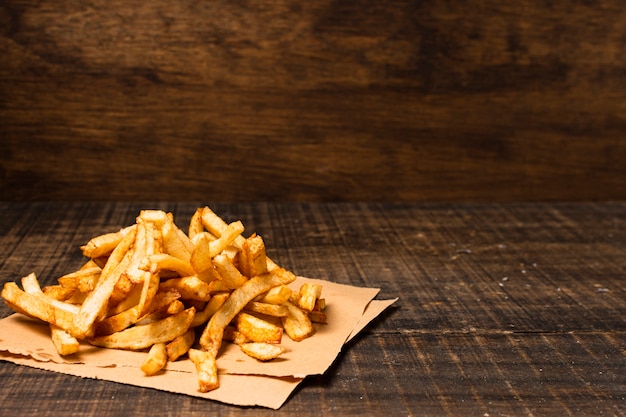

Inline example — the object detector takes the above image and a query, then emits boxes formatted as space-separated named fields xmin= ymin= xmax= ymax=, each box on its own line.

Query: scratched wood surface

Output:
xmin=0 ymin=202 xmax=624 ymax=416
xmin=2 ymin=1 xmax=626 ymax=201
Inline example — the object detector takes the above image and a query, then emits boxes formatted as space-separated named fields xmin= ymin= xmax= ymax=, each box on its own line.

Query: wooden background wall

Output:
xmin=1 ymin=1 xmax=626 ymax=202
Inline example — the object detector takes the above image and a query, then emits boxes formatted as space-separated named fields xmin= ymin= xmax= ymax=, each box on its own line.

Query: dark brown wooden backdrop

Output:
xmin=1 ymin=1 xmax=626 ymax=202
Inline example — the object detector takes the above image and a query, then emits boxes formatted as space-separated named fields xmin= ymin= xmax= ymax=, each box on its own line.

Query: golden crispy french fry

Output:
xmin=282 ymin=301 xmax=314 ymax=342
xmin=162 ymin=217 xmax=193 ymax=262
xmin=57 ymin=267 xmax=102 ymax=289
xmin=134 ymin=209 xmax=166 ymax=226
xmin=80 ymin=225 xmax=135 ymax=259
xmin=89 ymin=308 xmax=195 ymax=350
xmin=240 ymin=342 xmax=286 ymax=362
xmin=213 ymin=253 xmax=248 ymax=289
xmin=41 ymin=284 xmax=75 ymax=302
xmin=298 ymin=283 xmax=323 ymax=312
xmin=21 ymin=273 xmax=80 ymax=314
xmin=188 ymin=348 xmax=219 ymax=392
xmin=166 ymin=328 xmax=195 ymax=362
xmin=1 ymin=282 xmax=76 ymax=332
xmin=199 ymin=268 xmax=296 ymax=355
xmin=50 ymin=324 xmax=80 ymax=355
xmin=189 ymin=232 xmax=215 ymax=279
xmin=140 ymin=253 xmax=195 ymax=277
xmin=244 ymin=301 xmax=288 ymax=317
xmin=159 ymin=276 xmax=212 ymax=301
xmin=188 ymin=208 xmax=205 ymax=240
xmin=236 ymin=312 xmax=283 ymax=343
xmin=256 ymin=284 xmax=292 ymax=305
xmin=141 ymin=342 xmax=167 ymax=376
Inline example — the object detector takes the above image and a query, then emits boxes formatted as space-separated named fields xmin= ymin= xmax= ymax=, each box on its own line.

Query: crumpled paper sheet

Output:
xmin=0 ymin=276 xmax=397 ymax=409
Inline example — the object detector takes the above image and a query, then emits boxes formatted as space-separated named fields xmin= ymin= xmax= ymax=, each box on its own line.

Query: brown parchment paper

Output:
xmin=0 ymin=277 xmax=397 ymax=409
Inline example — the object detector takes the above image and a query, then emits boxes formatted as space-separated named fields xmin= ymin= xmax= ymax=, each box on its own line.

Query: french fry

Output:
xmin=282 ymin=301 xmax=314 ymax=342
xmin=80 ymin=225 xmax=135 ymax=259
xmin=298 ymin=283 xmax=323 ymax=312
xmin=1 ymin=282 xmax=76 ymax=332
xmin=244 ymin=301 xmax=288 ymax=317
xmin=20 ymin=273 xmax=79 ymax=314
xmin=57 ymin=267 xmax=102 ymax=289
xmin=159 ymin=276 xmax=212 ymax=302
xmin=256 ymin=284 xmax=292 ymax=305
xmin=188 ymin=208 xmax=204 ymax=240
xmin=236 ymin=312 xmax=283 ymax=343
xmin=50 ymin=324 xmax=80 ymax=356
xmin=240 ymin=342 xmax=286 ymax=362
xmin=188 ymin=348 xmax=219 ymax=392
xmin=166 ymin=328 xmax=195 ymax=361
xmin=162 ymin=216 xmax=193 ymax=262
xmin=213 ymin=253 xmax=248 ymax=289
xmin=141 ymin=343 xmax=167 ymax=376
xmin=89 ymin=308 xmax=195 ymax=350
xmin=140 ymin=253 xmax=195 ymax=278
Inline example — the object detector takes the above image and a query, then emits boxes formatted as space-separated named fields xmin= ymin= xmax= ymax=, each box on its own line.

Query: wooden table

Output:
xmin=0 ymin=202 xmax=624 ymax=416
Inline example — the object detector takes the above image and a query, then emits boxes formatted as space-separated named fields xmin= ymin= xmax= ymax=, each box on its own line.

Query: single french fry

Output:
xmin=166 ymin=328 xmax=195 ymax=362
xmin=80 ymin=225 xmax=135 ymax=259
xmin=188 ymin=348 xmax=219 ymax=392
xmin=1 ymin=282 xmax=76 ymax=332
xmin=256 ymin=285 xmax=292 ymax=305
xmin=244 ymin=301 xmax=288 ymax=317
xmin=189 ymin=232 xmax=215 ymax=279
xmin=50 ymin=324 xmax=80 ymax=355
xmin=140 ymin=253 xmax=195 ymax=278
xmin=236 ymin=312 xmax=283 ymax=343
xmin=213 ymin=253 xmax=248 ymax=289
xmin=240 ymin=342 xmax=286 ymax=361
xmin=188 ymin=208 xmax=205 ymax=240
xmin=141 ymin=343 xmax=167 ymax=376
xmin=162 ymin=218 xmax=192 ymax=263
xmin=298 ymin=283 xmax=323 ymax=312
xmin=282 ymin=301 xmax=314 ymax=342
xmin=21 ymin=273 xmax=80 ymax=314
xmin=159 ymin=276 xmax=212 ymax=301
xmin=57 ymin=267 xmax=102 ymax=289
xmin=89 ymin=308 xmax=195 ymax=350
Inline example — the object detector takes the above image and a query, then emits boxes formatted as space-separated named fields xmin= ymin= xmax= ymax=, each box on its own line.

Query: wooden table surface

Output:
xmin=0 ymin=201 xmax=624 ymax=416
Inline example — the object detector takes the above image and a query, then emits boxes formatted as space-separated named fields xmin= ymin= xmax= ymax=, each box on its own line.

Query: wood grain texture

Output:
xmin=0 ymin=202 xmax=624 ymax=416
xmin=1 ymin=1 xmax=626 ymax=201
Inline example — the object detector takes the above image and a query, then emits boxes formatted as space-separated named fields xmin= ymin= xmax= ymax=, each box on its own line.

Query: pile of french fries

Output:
xmin=1 ymin=207 xmax=327 ymax=392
